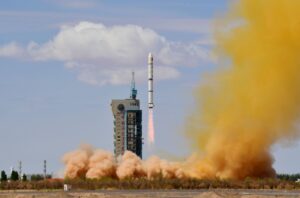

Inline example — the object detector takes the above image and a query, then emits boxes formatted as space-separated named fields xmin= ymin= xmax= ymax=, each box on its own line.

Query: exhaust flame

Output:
xmin=148 ymin=108 xmax=155 ymax=145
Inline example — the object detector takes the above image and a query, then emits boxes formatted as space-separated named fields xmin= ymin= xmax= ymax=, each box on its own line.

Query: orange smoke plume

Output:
xmin=116 ymin=151 xmax=145 ymax=179
xmin=62 ymin=145 xmax=187 ymax=180
xmin=186 ymin=0 xmax=300 ymax=179
xmin=62 ymin=144 xmax=93 ymax=179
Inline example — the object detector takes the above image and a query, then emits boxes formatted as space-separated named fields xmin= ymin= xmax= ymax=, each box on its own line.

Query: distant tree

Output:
xmin=31 ymin=174 xmax=44 ymax=181
xmin=1 ymin=170 xmax=7 ymax=182
xmin=277 ymin=173 xmax=300 ymax=181
xmin=46 ymin=174 xmax=52 ymax=179
xmin=10 ymin=170 xmax=19 ymax=181
xmin=22 ymin=174 xmax=27 ymax=182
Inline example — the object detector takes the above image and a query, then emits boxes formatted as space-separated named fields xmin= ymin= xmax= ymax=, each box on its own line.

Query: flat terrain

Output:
xmin=0 ymin=190 xmax=300 ymax=198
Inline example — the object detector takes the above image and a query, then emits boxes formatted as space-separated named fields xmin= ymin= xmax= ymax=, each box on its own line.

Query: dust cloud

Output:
xmin=186 ymin=0 xmax=300 ymax=179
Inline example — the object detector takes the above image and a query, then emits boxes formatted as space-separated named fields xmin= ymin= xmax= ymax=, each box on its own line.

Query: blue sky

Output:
xmin=0 ymin=0 xmax=299 ymax=176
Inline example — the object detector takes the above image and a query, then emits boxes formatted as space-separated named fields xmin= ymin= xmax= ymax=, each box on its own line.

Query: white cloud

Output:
xmin=0 ymin=42 xmax=24 ymax=58
xmin=0 ymin=21 xmax=213 ymax=86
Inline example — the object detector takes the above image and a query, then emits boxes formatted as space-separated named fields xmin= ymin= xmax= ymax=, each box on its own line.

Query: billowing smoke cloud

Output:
xmin=0 ymin=22 xmax=213 ymax=86
xmin=116 ymin=151 xmax=145 ymax=179
xmin=63 ymin=144 xmax=93 ymax=179
xmin=186 ymin=0 xmax=300 ymax=179
xmin=63 ymin=145 xmax=187 ymax=180
xmin=86 ymin=149 xmax=116 ymax=179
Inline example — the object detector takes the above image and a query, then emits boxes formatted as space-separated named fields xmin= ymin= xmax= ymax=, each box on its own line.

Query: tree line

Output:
xmin=277 ymin=173 xmax=300 ymax=182
xmin=1 ymin=170 xmax=27 ymax=182
xmin=1 ymin=170 xmax=51 ymax=182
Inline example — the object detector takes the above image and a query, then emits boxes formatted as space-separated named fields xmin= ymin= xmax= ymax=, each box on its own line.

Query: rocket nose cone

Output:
xmin=148 ymin=53 xmax=153 ymax=63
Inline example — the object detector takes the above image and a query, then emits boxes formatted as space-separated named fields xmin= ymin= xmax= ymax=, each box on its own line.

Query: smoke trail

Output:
xmin=186 ymin=0 xmax=300 ymax=179
xmin=148 ymin=109 xmax=155 ymax=145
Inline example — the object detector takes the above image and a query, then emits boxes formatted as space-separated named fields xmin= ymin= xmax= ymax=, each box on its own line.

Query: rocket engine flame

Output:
xmin=148 ymin=108 xmax=155 ymax=145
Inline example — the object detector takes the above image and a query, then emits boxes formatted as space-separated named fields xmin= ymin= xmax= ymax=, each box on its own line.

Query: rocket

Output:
xmin=148 ymin=53 xmax=154 ymax=109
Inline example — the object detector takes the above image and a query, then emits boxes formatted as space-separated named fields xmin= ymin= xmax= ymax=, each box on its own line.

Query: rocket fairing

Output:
xmin=148 ymin=53 xmax=154 ymax=109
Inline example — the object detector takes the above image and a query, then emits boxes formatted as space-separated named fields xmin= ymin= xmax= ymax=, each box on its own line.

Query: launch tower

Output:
xmin=111 ymin=72 xmax=143 ymax=158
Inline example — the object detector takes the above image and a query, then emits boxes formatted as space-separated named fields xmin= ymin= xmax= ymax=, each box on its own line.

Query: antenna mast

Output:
xmin=130 ymin=71 xmax=137 ymax=99
xmin=43 ymin=160 xmax=47 ymax=180
xmin=18 ymin=161 xmax=22 ymax=181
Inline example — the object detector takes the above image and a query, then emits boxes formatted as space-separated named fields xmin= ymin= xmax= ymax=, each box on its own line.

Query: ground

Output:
xmin=0 ymin=190 xmax=300 ymax=198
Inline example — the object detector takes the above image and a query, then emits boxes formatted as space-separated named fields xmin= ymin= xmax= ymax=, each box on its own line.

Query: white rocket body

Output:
xmin=148 ymin=53 xmax=154 ymax=109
